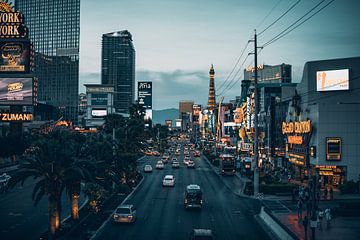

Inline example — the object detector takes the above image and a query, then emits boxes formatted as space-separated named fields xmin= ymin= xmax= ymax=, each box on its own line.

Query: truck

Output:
xmin=219 ymin=154 xmax=236 ymax=176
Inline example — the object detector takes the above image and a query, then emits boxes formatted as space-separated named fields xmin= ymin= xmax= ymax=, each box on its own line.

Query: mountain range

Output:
xmin=152 ymin=108 xmax=179 ymax=126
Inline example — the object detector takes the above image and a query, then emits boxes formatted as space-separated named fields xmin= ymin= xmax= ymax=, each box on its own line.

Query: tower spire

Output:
xmin=207 ymin=64 xmax=216 ymax=111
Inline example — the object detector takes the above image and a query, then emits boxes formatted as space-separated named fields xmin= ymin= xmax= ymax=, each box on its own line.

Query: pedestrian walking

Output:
xmin=306 ymin=200 xmax=311 ymax=217
xmin=318 ymin=208 xmax=324 ymax=230
xmin=330 ymin=187 xmax=333 ymax=200
xmin=324 ymin=187 xmax=328 ymax=200
xmin=303 ymin=216 xmax=309 ymax=240
xmin=297 ymin=200 xmax=303 ymax=220
xmin=325 ymin=208 xmax=332 ymax=229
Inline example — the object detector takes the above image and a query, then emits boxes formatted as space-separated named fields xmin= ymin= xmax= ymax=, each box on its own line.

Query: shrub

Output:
xmin=339 ymin=180 xmax=359 ymax=194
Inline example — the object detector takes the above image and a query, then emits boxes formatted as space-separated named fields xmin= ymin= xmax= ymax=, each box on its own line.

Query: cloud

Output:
xmin=79 ymin=69 xmax=241 ymax=110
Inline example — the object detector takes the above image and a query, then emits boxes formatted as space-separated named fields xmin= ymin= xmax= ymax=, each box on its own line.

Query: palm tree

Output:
xmin=8 ymin=130 xmax=90 ymax=235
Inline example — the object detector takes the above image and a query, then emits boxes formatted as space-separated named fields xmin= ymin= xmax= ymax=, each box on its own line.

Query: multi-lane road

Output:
xmin=94 ymin=143 xmax=269 ymax=240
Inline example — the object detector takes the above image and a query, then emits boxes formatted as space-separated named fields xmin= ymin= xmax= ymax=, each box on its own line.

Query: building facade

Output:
xmin=84 ymin=84 xmax=114 ymax=128
xmin=101 ymin=30 xmax=135 ymax=114
xmin=15 ymin=0 xmax=80 ymax=122
xmin=283 ymin=57 xmax=360 ymax=186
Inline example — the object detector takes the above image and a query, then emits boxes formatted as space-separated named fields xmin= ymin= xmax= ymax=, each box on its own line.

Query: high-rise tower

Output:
xmin=101 ymin=30 xmax=135 ymax=114
xmin=207 ymin=64 xmax=216 ymax=111
xmin=15 ymin=0 xmax=80 ymax=122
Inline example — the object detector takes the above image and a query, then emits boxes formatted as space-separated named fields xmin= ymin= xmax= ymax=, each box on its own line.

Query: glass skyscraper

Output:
xmin=15 ymin=0 xmax=80 ymax=122
xmin=101 ymin=30 xmax=135 ymax=114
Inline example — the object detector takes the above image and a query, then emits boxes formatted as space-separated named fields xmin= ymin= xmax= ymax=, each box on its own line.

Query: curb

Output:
xmin=90 ymin=175 xmax=145 ymax=240
xmin=202 ymin=154 xmax=250 ymax=198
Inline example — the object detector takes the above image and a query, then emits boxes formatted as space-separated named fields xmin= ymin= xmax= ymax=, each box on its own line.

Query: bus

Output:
xmin=219 ymin=154 xmax=236 ymax=176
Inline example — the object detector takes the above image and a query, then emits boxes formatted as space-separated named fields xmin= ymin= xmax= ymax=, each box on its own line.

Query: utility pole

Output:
xmin=249 ymin=30 xmax=260 ymax=197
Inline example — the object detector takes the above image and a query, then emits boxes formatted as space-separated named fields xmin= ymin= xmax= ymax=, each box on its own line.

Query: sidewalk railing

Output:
xmin=259 ymin=206 xmax=299 ymax=240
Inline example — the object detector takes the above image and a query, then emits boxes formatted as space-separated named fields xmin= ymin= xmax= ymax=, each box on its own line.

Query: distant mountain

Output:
xmin=152 ymin=108 xmax=178 ymax=126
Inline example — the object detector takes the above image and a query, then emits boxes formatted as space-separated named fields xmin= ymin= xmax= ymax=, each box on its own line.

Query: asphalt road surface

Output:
xmin=94 ymin=144 xmax=269 ymax=240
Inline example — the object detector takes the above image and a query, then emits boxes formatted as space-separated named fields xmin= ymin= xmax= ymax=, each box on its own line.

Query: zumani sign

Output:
xmin=0 ymin=112 xmax=33 ymax=122
xmin=0 ymin=1 xmax=28 ymax=38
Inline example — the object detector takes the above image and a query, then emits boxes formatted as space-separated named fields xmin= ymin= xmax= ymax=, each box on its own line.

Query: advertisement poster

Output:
xmin=138 ymin=81 xmax=152 ymax=109
xmin=0 ymin=78 xmax=33 ymax=105
xmin=0 ymin=41 xmax=30 ymax=73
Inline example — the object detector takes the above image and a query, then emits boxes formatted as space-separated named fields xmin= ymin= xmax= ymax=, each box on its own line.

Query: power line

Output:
xmin=216 ymin=42 xmax=250 ymax=92
xmin=256 ymin=0 xmax=283 ymax=29
xmin=217 ymin=54 xmax=252 ymax=97
xmin=262 ymin=0 xmax=334 ymax=47
xmin=258 ymin=0 xmax=302 ymax=36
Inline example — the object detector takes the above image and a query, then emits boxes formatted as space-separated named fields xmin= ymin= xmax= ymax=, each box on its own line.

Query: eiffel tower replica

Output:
xmin=207 ymin=64 xmax=216 ymax=111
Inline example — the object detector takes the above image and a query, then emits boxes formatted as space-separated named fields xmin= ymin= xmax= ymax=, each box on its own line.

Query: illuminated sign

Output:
xmin=165 ymin=120 xmax=172 ymax=128
xmin=288 ymin=135 xmax=303 ymax=145
xmin=91 ymin=109 xmax=107 ymax=117
xmin=0 ymin=78 xmax=33 ymax=105
xmin=86 ymin=86 xmax=114 ymax=93
xmin=91 ymin=93 xmax=108 ymax=105
xmin=326 ymin=137 xmax=341 ymax=161
xmin=0 ymin=2 xmax=28 ymax=38
xmin=239 ymin=141 xmax=253 ymax=152
xmin=0 ymin=41 xmax=30 ymax=73
xmin=138 ymin=81 xmax=152 ymax=109
xmin=310 ymin=146 xmax=316 ymax=158
xmin=282 ymin=120 xmax=311 ymax=134
xmin=289 ymin=158 xmax=305 ymax=166
xmin=0 ymin=112 xmax=33 ymax=122
xmin=317 ymin=69 xmax=349 ymax=91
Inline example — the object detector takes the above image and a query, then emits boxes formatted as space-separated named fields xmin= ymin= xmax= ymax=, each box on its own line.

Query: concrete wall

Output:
xmin=258 ymin=207 xmax=297 ymax=240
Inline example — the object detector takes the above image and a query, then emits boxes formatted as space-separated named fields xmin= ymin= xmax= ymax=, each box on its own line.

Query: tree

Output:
xmin=8 ymin=130 xmax=90 ymax=235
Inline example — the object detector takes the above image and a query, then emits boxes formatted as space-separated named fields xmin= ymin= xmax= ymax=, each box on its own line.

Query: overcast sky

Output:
xmin=79 ymin=0 xmax=360 ymax=110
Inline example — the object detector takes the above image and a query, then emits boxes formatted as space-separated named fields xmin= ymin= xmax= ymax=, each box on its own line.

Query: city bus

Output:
xmin=219 ymin=154 xmax=236 ymax=176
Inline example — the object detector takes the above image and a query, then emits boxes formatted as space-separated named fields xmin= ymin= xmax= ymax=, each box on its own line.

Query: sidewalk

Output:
xmin=277 ymin=208 xmax=360 ymax=240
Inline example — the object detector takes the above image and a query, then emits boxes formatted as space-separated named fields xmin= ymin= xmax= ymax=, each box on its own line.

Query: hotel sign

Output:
xmin=0 ymin=112 xmax=33 ymax=122
xmin=0 ymin=2 xmax=28 ymax=38
xmin=282 ymin=120 xmax=311 ymax=134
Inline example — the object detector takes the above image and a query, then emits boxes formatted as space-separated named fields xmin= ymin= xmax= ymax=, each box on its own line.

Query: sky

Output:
xmin=79 ymin=0 xmax=360 ymax=110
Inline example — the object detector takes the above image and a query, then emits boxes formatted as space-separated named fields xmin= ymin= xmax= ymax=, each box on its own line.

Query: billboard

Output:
xmin=0 ymin=78 xmax=33 ymax=105
xmin=0 ymin=112 xmax=33 ymax=122
xmin=316 ymin=69 xmax=349 ymax=91
xmin=138 ymin=82 xmax=152 ymax=109
xmin=91 ymin=93 xmax=108 ymax=105
xmin=0 ymin=41 xmax=31 ymax=73
xmin=91 ymin=109 xmax=107 ymax=117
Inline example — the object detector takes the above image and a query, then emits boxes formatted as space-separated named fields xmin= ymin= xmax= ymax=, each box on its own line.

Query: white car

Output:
xmin=162 ymin=175 xmax=175 ymax=187
xmin=156 ymin=161 xmax=164 ymax=169
xmin=187 ymin=160 xmax=195 ymax=168
xmin=112 ymin=205 xmax=137 ymax=223
xmin=172 ymin=161 xmax=180 ymax=168
xmin=143 ymin=165 xmax=152 ymax=173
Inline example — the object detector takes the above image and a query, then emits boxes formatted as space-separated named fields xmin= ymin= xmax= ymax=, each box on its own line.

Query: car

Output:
xmin=187 ymin=160 xmax=195 ymax=168
xmin=184 ymin=150 xmax=189 ymax=155
xmin=171 ymin=157 xmax=177 ymax=163
xmin=112 ymin=205 xmax=137 ymax=223
xmin=190 ymin=229 xmax=214 ymax=240
xmin=161 ymin=156 xmax=169 ymax=163
xmin=193 ymin=150 xmax=201 ymax=157
xmin=152 ymin=151 xmax=161 ymax=156
xmin=143 ymin=164 xmax=153 ymax=172
xmin=184 ymin=184 xmax=203 ymax=209
xmin=162 ymin=175 xmax=175 ymax=187
xmin=156 ymin=161 xmax=164 ymax=169
xmin=172 ymin=161 xmax=180 ymax=168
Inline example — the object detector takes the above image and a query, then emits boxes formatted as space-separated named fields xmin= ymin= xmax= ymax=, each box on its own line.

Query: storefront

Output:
xmin=316 ymin=165 xmax=346 ymax=187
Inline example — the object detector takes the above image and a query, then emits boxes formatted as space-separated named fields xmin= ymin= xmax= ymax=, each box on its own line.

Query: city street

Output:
xmin=94 ymin=147 xmax=269 ymax=240
xmin=0 ymin=176 xmax=85 ymax=240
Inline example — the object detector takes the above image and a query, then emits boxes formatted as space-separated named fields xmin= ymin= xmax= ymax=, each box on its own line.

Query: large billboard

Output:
xmin=316 ymin=69 xmax=349 ymax=91
xmin=138 ymin=81 xmax=152 ymax=109
xmin=0 ymin=78 xmax=33 ymax=105
xmin=0 ymin=41 xmax=31 ymax=73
